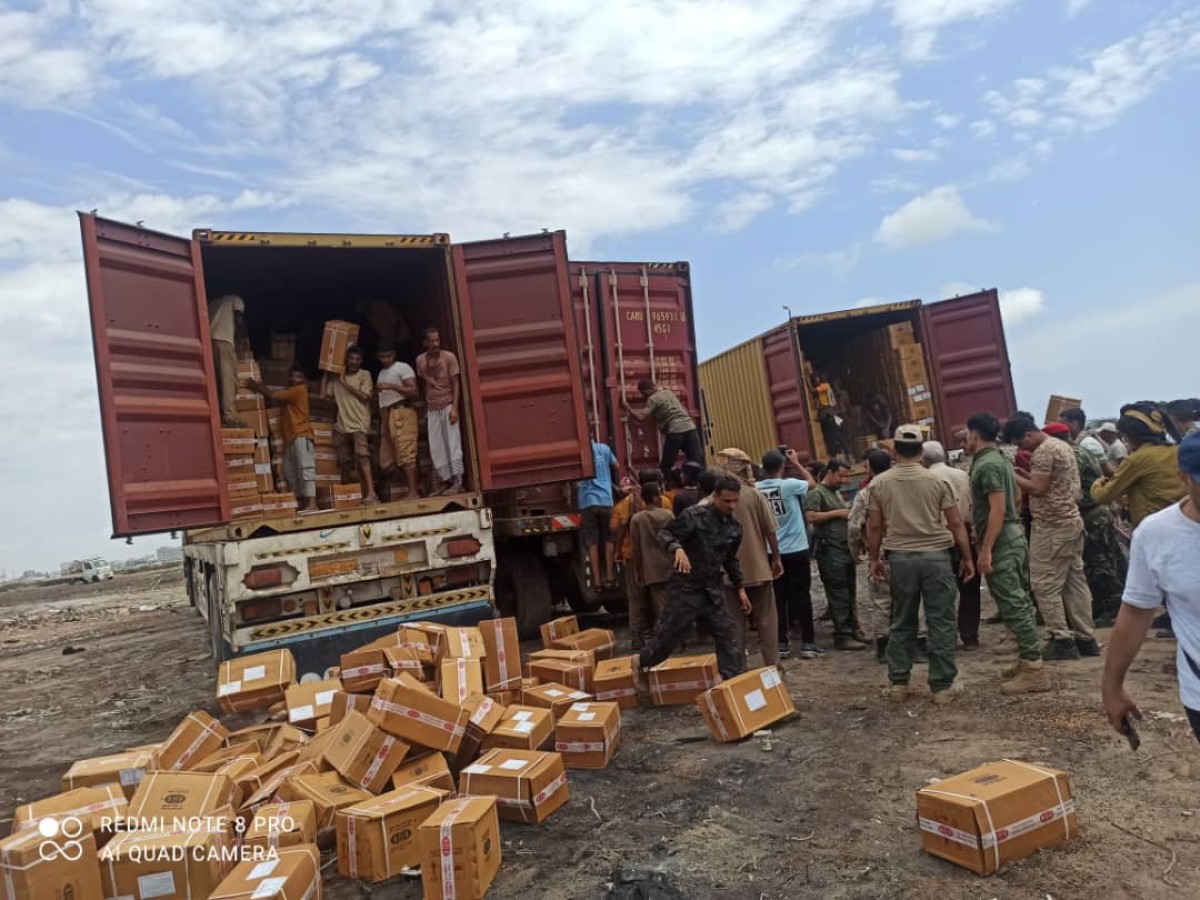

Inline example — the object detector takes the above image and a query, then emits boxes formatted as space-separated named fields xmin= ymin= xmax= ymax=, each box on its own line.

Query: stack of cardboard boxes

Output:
xmin=888 ymin=322 xmax=936 ymax=430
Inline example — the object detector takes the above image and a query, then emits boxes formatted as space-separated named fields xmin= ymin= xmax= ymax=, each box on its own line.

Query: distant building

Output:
xmin=156 ymin=546 xmax=184 ymax=563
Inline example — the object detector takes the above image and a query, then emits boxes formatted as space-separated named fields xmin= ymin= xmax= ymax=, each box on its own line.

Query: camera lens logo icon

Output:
xmin=37 ymin=817 xmax=85 ymax=861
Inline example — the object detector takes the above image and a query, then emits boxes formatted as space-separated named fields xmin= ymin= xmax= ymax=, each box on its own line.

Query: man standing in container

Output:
xmin=246 ymin=366 xmax=315 ymax=511
xmin=415 ymin=326 xmax=464 ymax=495
xmin=805 ymin=459 xmax=867 ymax=650
xmin=375 ymin=343 xmax=420 ymax=499
xmin=208 ymin=294 xmax=248 ymax=427
xmin=623 ymin=379 xmax=703 ymax=476
xmin=757 ymin=448 xmax=819 ymax=659
xmin=322 ymin=345 xmax=377 ymax=505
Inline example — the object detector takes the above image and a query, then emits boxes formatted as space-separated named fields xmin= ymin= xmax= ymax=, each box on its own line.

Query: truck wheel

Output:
xmin=494 ymin=550 xmax=552 ymax=641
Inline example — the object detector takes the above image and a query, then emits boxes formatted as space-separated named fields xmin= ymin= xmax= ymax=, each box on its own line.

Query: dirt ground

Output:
xmin=2 ymin=571 xmax=1196 ymax=899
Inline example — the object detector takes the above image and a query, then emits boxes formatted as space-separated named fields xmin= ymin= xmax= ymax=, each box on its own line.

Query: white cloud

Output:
xmin=1066 ymin=0 xmax=1093 ymax=17
xmin=780 ymin=242 xmax=864 ymax=275
xmin=713 ymin=193 xmax=775 ymax=232
xmin=874 ymin=186 xmax=995 ymax=249
xmin=0 ymin=9 xmax=96 ymax=108
xmin=998 ymin=287 xmax=1047 ymax=325
xmin=889 ymin=0 xmax=1020 ymax=60
xmin=853 ymin=296 xmax=884 ymax=308
xmin=934 ymin=113 xmax=961 ymax=129
xmin=969 ymin=118 xmax=996 ymax=137
xmin=890 ymin=147 xmax=940 ymax=163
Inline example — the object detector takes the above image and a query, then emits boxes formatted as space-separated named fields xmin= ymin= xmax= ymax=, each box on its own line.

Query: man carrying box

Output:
xmin=246 ymin=366 xmax=315 ymax=511
xmin=323 ymin=344 xmax=377 ymax=504
xmin=375 ymin=343 xmax=420 ymax=499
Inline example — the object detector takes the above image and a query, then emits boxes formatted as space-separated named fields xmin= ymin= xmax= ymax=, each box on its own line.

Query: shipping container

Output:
xmin=699 ymin=291 xmax=1016 ymax=464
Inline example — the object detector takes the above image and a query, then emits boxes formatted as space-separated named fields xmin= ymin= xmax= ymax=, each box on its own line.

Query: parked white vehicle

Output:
xmin=67 ymin=558 xmax=114 ymax=583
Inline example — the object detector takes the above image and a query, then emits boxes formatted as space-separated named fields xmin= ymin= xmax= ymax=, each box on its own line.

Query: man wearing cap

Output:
xmin=1102 ymin=432 xmax=1200 ymax=744
xmin=1059 ymin=407 xmax=1114 ymax=476
xmin=806 ymin=459 xmax=867 ymax=650
xmin=1096 ymin=422 xmax=1128 ymax=466
xmin=1092 ymin=403 xmax=1187 ymax=530
xmin=867 ymin=425 xmax=975 ymax=704
xmin=1003 ymin=412 xmax=1099 ymax=661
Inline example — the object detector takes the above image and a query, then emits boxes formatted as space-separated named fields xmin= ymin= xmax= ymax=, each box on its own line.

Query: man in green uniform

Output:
xmin=966 ymin=412 xmax=1049 ymax=694
xmin=805 ymin=459 xmax=866 ymax=650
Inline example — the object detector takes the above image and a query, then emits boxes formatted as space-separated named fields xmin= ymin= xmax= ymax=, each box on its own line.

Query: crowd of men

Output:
xmin=586 ymin=392 xmax=1199 ymax=740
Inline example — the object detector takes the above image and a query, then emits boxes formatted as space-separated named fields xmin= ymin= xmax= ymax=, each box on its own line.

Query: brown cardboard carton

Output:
xmin=895 ymin=341 xmax=925 ymax=365
xmin=295 ymin=721 xmax=342 ymax=772
xmin=418 ymin=797 xmax=502 ymax=900
xmin=452 ymin=695 xmax=507 ymax=770
xmin=369 ymin=676 xmax=469 ymax=755
xmin=906 ymin=397 xmax=935 ymax=421
xmin=550 ymin=627 xmax=616 ymax=661
xmin=522 ymin=682 xmax=592 ymax=720
xmin=593 ymin=656 xmax=639 ymax=709
xmin=649 ymin=654 xmax=719 ymax=706
xmin=339 ymin=647 xmax=390 ymax=693
xmin=11 ymin=785 xmax=127 ymax=841
xmin=391 ymin=752 xmax=456 ymax=794
xmin=486 ymin=689 xmax=522 ymax=706
xmin=193 ymin=741 xmax=264 ymax=774
xmin=0 ymin=829 xmax=103 ymax=900
xmin=285 ymin=678 xmax=343 ymax=728
xmin=277 ymin=771 xmax=373 ymax=831
xmin=270 ymin=334 xmax=297 ymax=362
xmin=232 ymin=751 xmax=299 ymax=805
xmin=899 ymin=355 xmax=928 ymax=389
xmin=243 ymin=800 xmax=318 ymax=851
xmin=261 ymin=491 xmax=298 ymax=518
xmin=214 ymin=756 xmax=264 ymax=788
xmin=383 ymin=644 xmax=427 ymax=680
xmin=243 ymin=759 xmax=319 ymax=812
xmin=400 ymin=624 xmax=447 ymax=663
xmin=329 ymin=691 xmax=373 ymax=725
xmin=458 ymin=750 xmax=569 ymax=825
xmin=321 ymin=710 xmax=410 ymax=793
xmin=554 ymin=702 xmax=621 ymax=769
xmin=526 ymin=648 xmax=596 ymax=668
xmin=153 ymin=710 xmax=229 ymax=772
xmin=324 ymin=483 xmax=363 ymax=510
xmin=539 ymin=615 xmax=579 ymax=648
xmin=481 ymin=706 xmax=555 ymax=753
xmin=224 ymin=723 xmax=310 ymax=760
xmin=218 ymin=649 xmax=296 ymax=713
xmin=916 ymin=760 xmax=1078 ymax=875
xmin=479 ymin=617 xmax=522 ymax=692
xmin=314 ymin=717 xmax=333 ymax=733
xmin=226 ymin=453 xmax=254 ymax=474
xmin=1045 ymin=394 xmax=1083 ymax=423
xmin=222 ymin=427 xmax=256 ymax=455
xmin=228 ymin=491 xmax=263 ymax=521
xmin=209 ymin=844 xmax=320 ymax=900
xmin=318 ymin=320 xmax=361 ymax=374
xmin=527 ymin=657 xmax=591 ymax=693
xmin=440 ymin=658 xmax=485 ymax=705
xmin=101 ymin=827 xmax=233 ymax=900
xmin=887 ymin=321 xmax=915 ymax=346
xmin=441 ymin=626 xmax=486 ymax=661
xmin=337 ymin=786 xmax=449 ymax=881
xmin=697 ymin=666 xmax=796 ymax=742
xmin=128 ymin=772 xmax=238 ymax=820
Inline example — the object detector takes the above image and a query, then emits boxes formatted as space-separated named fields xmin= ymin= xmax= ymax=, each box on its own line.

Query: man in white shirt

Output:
xmin=375 ymin=343 xmax=420 ymax=499
xmin=208 ymin=294 xmax=246 ymax=426
xmin=1102 ymin=431 xmax=1200 ymax=743
xmin=1097 ymin=422 xmax=1128 ymax=466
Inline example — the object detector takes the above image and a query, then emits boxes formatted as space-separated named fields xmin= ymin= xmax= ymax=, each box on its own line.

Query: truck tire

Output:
xmin=494 ymin=549 xmax=552 ymax=641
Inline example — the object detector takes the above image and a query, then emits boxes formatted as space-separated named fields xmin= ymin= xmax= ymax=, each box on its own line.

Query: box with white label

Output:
xmin=209 ymin=844 xmax=321 ymax=900
xmin=217 ymin=649 xmax=296 ymax=713
xmin=457 ymin=750 xmax=569 ymax=824
xmin=285 ymin=678 xmax=343 ymax=729
xmin=101 ymin=826 xmax=234 ymax=900
xmin=521 ymin=682 xmax=592 ymax=721
xmin=481 ymin=705 xmax=555 ymax=753
xmin=696 ymin=666 xmax=796 ymax=742
xmin=553 ymin=702 xmax=621 ymax=769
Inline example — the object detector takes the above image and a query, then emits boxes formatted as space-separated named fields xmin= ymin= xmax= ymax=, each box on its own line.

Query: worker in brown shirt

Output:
xmin=628 ymin=481 xmax=676 ymax=652
xmin=716 ymin=448 xmax=783 ymax=667
xmin=246 ymin=365 xmax=316 ymax=510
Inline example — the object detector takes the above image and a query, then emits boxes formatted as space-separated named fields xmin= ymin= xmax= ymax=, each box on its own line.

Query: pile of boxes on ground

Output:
xmin=0 ymin=615 xmax=796 ymax=899
xmin=220 ymin=321 xmax=366 ymax=524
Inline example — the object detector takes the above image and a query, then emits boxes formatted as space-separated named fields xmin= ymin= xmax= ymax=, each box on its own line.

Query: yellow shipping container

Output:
xmin=699 ymin=339 xmax=777 ymax=461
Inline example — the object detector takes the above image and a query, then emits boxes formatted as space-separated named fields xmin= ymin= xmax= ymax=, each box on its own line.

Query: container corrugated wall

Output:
xmin=698 ymin=338 xmax=777 ymax=459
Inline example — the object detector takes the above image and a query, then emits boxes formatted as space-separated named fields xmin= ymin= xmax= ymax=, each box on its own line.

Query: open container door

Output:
xmin=453 ymin=231 xmax=592 ymax=490
xmin=920 ymin=288 xmax=1017 ymax=445
xmin=762 ymin=323 xmax=815 ymax=463
xmin=568 ymin=262 xmax=608 ymax=447
xmin=79 ymin=213 xmax=228 ymax=536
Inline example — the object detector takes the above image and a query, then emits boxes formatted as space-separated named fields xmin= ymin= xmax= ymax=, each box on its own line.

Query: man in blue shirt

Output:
xmin=757 ymin=449 xmax=818 ymax=658
xmin=578 ymin=441 xmax=621 ymax=589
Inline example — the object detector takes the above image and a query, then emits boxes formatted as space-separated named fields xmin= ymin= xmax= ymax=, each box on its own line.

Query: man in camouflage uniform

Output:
xmin=849 ymin=449 xmax=901 ymax=662
xmin=637 ymin=474 xmax=749 ymax=680
xmin=806 ymin=459 xmax=866 ymax=650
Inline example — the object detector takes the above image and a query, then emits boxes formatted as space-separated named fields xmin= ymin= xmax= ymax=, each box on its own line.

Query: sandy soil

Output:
xmin=1 ymin=573 xmax=1196 ymax=899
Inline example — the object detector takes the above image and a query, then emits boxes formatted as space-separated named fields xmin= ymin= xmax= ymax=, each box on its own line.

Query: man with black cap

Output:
xmin=1103 ymin=431 xmax=1200 ymax=744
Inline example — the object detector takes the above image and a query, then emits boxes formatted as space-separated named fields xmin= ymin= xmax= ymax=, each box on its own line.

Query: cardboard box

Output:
xmin=440 ymin=658 xmax=485 ymax=705
xmin=11 ymin=785 xmax=127 ymax=842
xmin=486 ymin=689 xmax=523 ymax=706
xmin=101 ymin=827 xmax=232 ymax=900
xmin=907 ymin=397 xmax=935 ymax=421
xmin=391 ymin=752 xmax=456 ymax=794
xmin=895 ymin=341 xmax=924 ymax=365
xmin=554 ymin=702 xmax=621 ymax=769
xmin=222 ymin=427 xmax=256 ymax=455
xmin=270 ymin=333 xmax=297 ymax=362
xmin=311 ymin=421 xmax=335 ymax=444
xmin=337 ymin=786 xmax=450 ymax=881
xmin=243 ymin=759 xmax=319 ymax=813
xmin=318 ymin=320 xmax=361 ymax=374
xmin=540 ymin=615 xmax=579 ymax=648
xmin=261 ymin=491 xmax=297 ymax=518
xmin=193 ymin=741 xmax=265 ymax=774
xmin=127 ymin=772 xmax=238 ymax=820
xmin=339 ymin=648 xmax=390 ymax=694
xmin=593 ymin=656 xmax=639 ymax=709
xmin=527 ymin=648 xmax=596 ymax=669
xmin=441 ymin=626 xmax=486 ymax=661
xmin=152 ymin=710 xmax=230 ymax=772
xmin=226 ymin=453 xmax=254 ymax=473
xmin=243 ymin=800 xmax=318 ymax=851
xmin=459 ymin=750 xmax=569 ymax=825
xmin=648 ymin=655 xmax=719 ymax=706
xmin=0 ymin=830 xmax=103 ymax=900
xmin=236 ymin=391 xmax=266 ymax=412
xmin=214 ymin=755 xmax=264 ymax=788
xmin=321 ymin=710 xmax=410 ymax=793
xmin=479 ymin=617 xmax=522 ymax=692
xmin=697 ymin=666 xmax=796 ymax=742
xmin=209 ymin=844 xmax=320 ymax=900
xmin=285 ymin=678 xmax=343 ymax=728
xmin=550 ymin=627 xmax=616 ymax=661
xmin=383 ymin=645 xmax=427 ymax=680
xmin=258 ymin=724 xmax=309 ymax=759
xmin=915 ymin=760 xmax=1078 ymax=875
xmin=418 ymin=798 xmax=501 ymax=900
xmin=237 ymin=358 xmax=262 ymax=382
xmin=228 ymin=491 xmax=263 ymax=521
xmin=453 ymin=695 xmax=507 ymax=770
xmin=482 ymin=706 xmax=554 ymax=753
xmin=295 ymin=723 xmax=342 ymax=772
xmin=899 ymin=354 xmax=928 ymax=387
xmin=527 ymin=657 xmax=591 ymax=693
xmin=887 ymin=321 xmax=915 ymax=347
xmin=62 ymin=749 xmax=154 ymax=799
xmin=1046 ymin=394 xmax=1083 ymax=423
xmin=368 ymin=675 xmax=469 ymax=754
xmin=277 ymin=771 xmax=372 ymax=831
xmin=402 ymin=623 xmax=448 ymax=662
xmin=322 ymin=482 xmax=363 ymax=510
xmin=329 ymin=691 xmax=374 ymax=725
xmin=522 ymin=682 xmax=592 ymax=720
xmin=218 ymin=648 xmax=296 ymax=713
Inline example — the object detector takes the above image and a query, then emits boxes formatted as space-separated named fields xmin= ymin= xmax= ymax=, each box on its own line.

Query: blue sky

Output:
xmin=1 ymin=0 xmax=1198 ymax=573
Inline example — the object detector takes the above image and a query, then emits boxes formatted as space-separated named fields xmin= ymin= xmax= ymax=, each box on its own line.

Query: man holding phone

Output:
xmin=1102 ymin=431 xmax=1200 ymax=745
